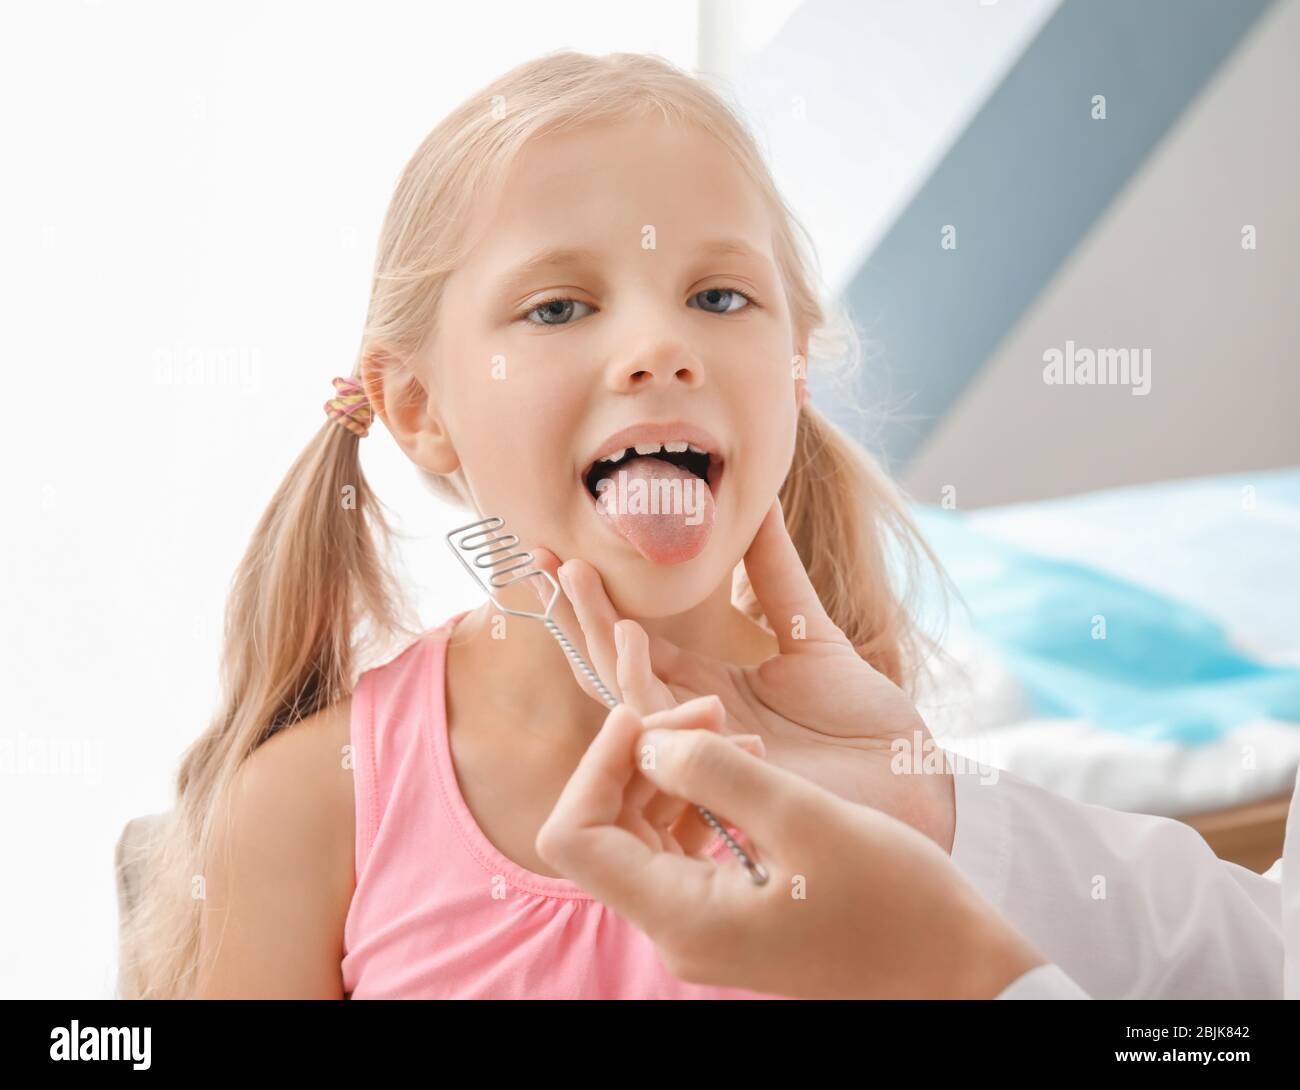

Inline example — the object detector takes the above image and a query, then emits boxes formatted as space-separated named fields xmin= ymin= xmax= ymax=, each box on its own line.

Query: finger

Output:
xmin=648 ymin=735 xmax=765 ymax=855
xmin=743 ymin=498 xmax=851 ymax=653
xmin=614 ymin=617 xmax=702 ymax=819
xmin=620 ymin=809 xmax=685 ymax=855
xmin=635 ymin=696 xmax=744 ymax=857
xmin=637 ymin=626 xmax=754 ymax=723
xmin=536 ymin=702 xmax=662 ymax=887
xmin=542 ymin=696 xmax=726 ymax=851
xmin=557 ymin=558 xmax=624 ymax=702
xmin=536 ymin=702 xmax=719 ymax=933
xmin=620 ymin=702 xmax=784 ymax=897
xmin=612 ymin=625 xmax=750 ymax=857
xmin=624 ymin=686 xmax=725 ymax=819
xmin=636 ymin=718 xmax=829 ymax=861
xmin=613 ymin=619 xmax=675 ymax=714
xmin=639 ymin=631 xmax=735 ymax=706
xmin=547 ymin=702 xmax=644 ymax=828
xmin=668 ymin=807 xmax=718 ymax=857
xmin=528 ymin=548 xmax=613 ymax=707
xmin=665 ymin=805 xmax=716 ymax=856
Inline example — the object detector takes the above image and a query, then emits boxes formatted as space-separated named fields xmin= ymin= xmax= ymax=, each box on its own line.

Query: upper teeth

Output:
xmin=598 ymin=440 xmax=705 ymax=464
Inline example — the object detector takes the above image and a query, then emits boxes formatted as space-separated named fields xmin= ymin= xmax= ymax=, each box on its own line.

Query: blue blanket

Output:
xmin=908 ymin=473 xmax=1300 ymax=744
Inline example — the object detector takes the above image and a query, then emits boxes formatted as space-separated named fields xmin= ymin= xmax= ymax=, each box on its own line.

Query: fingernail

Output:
xmin=614 ymin=623 xmax=626 ymax=655
xmin=557 ymin=562 xmax=572 ymax=593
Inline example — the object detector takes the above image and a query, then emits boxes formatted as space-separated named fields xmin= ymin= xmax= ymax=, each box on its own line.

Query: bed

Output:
xmin=909 ymin=466 xmax=1300 ymax=872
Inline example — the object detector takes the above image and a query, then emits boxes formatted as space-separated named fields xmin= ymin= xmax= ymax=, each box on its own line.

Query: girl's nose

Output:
xmin=606 ymin=337 xmax=705 ymax=392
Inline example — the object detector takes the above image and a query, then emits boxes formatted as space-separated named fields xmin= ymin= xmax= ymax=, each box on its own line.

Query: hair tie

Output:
xmin=324 ymin=375 xmax=374 ymax=438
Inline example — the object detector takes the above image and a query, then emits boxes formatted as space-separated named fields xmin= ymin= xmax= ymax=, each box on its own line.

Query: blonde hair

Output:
xmin=118 ymin=49 xmax=951 ymax=999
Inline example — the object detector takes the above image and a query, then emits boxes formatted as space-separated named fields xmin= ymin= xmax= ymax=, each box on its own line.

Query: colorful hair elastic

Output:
xmin=324 ymin=375 xmax=374 ymax=438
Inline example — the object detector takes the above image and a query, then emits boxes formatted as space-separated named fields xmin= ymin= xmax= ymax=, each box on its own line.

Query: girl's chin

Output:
xmin=575 ymin=538 xmax=742 ymax=623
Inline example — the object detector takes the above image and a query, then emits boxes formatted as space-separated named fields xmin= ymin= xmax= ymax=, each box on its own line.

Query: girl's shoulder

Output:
xmin=235 ymin=698 xmax=357 ymax=887
xmin=197 ymin=701 xmax=357 ymax=996
xmin=250 ymin=697 xmax=354 ymax=772
xmin=252 ymin=697 xmax=356 ymax=823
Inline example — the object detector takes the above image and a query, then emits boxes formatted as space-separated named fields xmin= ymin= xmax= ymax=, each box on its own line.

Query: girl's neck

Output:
xmin=448 ymin=577 xmax=777 ymax=742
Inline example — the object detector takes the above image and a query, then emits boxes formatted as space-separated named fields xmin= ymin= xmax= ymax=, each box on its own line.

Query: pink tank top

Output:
xmin=341 ymin=612 xmax=787 ymax=999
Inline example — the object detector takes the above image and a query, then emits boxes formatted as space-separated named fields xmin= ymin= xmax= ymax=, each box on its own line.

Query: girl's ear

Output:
xmin=361 ymin=348 xmax=460 ymax=474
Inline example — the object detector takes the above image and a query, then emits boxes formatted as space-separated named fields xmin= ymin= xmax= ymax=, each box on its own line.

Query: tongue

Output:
xmin=593 ymin=456 xmax=715 ymax=564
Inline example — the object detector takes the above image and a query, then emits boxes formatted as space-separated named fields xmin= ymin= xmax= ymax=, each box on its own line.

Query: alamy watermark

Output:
xmin=594 ymin=471 xmax=708 ymax=526
xmin=1042 ymin=340 xmax=1151 ymax=396
xmin=890 ymin=731 xmax=1001 ymax=785
xmin=50 ymin=1021 xmax=150 ymax=1069
xmin=0 ymin=733 xmax=103 ymax=784
xmin=151 ymin=342 xmax=261 ymax=393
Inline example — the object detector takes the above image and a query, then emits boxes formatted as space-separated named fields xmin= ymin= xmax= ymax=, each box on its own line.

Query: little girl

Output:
xmin=119 ymin=50 xmax=943 ymax=999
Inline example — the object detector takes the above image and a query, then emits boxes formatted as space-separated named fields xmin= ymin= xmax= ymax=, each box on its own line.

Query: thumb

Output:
xmin=743 ymin=499 xmax=850 ymax=654
xmin=638 ymin=715 xmax=825 ymax=861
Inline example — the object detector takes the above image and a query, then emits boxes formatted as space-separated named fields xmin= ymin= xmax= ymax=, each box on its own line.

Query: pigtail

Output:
xmin=117 ymin=409 xmax=418 ymax=998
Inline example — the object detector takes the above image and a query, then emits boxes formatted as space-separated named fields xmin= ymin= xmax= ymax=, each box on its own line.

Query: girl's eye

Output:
xmin=688 ymin=287 xmax=753 ymax=314
xmin=521 ymin=288 xmax=756 ymax=326
xmin=523 ymin=298 xmax=594 ymax=326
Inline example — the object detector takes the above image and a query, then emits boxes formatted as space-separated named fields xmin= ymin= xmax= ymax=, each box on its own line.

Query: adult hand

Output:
xmin=531 ymin=499 xmax=954 ymax=853
xmin=535 ymin=695 xmax=1043 ymax=1000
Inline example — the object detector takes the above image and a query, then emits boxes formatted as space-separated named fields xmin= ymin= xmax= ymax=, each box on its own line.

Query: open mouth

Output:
xmin=582 ymin=442 xmax=722 ymax=500
xmin=575 ymin=430 xmax=726 ymax=564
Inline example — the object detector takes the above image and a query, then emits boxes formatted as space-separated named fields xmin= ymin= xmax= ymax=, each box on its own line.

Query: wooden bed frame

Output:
xmin=1181 ymin=794 xmax=1291 ymax=873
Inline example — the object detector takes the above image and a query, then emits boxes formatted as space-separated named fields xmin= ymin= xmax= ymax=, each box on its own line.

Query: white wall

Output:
xmin=0 ymin=0 xmax=757 ymax=1000
xmin=904 ymin=0 xmax=1300 ymax=508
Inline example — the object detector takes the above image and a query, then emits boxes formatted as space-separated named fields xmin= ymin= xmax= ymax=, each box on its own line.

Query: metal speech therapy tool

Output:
xmin=445 ymin=515 xmax=770 ymax=886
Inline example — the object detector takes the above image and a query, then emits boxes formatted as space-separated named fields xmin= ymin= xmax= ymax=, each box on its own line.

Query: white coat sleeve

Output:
xmin=946 ymin=755 xmax=1294 ymax=999
xmin=996 ymin=962 xmax=1092 ymax=999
